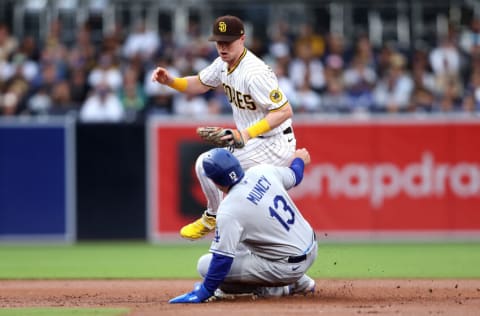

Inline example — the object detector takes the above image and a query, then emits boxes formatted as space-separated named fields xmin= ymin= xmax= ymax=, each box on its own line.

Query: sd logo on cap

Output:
xmin=208 ymin=15 xmax=245 ymax=42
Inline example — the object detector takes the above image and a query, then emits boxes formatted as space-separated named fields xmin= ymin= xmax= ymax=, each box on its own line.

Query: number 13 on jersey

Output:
xmin=269 ymin=195 xmax=295 ymax=231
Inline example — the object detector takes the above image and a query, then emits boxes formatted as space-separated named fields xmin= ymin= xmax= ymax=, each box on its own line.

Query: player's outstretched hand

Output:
xmin=169 ymin=282 xmax=212 ymax=304
xmin=151 ymin=67 xmax=171 ymax=85
xmin=294 ymin=148 xmax=311 ymax=165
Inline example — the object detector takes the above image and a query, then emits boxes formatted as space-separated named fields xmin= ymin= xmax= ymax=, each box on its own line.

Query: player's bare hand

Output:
xmin=151 ymin=67 xmax=172 ymax=85
xmin=294 ymin=148 xmax=311 ymax=165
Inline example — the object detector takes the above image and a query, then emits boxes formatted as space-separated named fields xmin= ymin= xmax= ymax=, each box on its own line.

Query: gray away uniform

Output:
xmin=197 ymin=164 xmax=317 ymax=294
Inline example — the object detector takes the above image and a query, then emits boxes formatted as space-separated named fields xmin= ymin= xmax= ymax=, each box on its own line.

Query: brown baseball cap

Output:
xmin=208 ymin=15 xmax=245 ymax=42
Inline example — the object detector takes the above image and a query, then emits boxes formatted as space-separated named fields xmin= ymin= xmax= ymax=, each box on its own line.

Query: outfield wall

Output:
xmin=0 ymin=118 xmax=76 ymax=242
xmin=1 ymin=115 xmax=479 ymax=242
xmin=75 ymin=123 xmax=146 ymax=240
xmin=148 ymin=115 xmax=480 ymax=241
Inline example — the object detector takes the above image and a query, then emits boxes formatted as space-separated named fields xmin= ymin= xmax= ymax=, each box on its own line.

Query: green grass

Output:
xmin=1 ymin=242 xmax=477 ymax=316
xmin=0 ymin=242 xmax=208 ymax=279
xmin=0 ymin=242 xmax=479 ymax=279
xmin=0 ymin=308 xmax=128 ymax=316
xmin=314 ymin=243 xmax=480 ymax=278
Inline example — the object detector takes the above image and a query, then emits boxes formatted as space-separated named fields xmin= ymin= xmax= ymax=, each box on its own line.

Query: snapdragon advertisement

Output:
xmin=290 ymin=120 xmax=480 ymax=234
xmin=149 ymin=118 xmax=480 ymax=240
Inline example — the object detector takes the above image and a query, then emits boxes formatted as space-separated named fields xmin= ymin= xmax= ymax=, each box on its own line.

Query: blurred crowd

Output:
xmin=1 ymin=16 xmax=480 ymax=123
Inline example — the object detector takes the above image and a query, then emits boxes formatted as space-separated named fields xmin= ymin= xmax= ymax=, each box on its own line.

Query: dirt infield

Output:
xmin=1 ymin=279 xmax=479 ymax=316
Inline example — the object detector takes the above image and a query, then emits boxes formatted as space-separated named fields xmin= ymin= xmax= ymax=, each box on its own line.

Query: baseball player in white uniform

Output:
xmin=169 ymin=147 xmax=317 ymax=303
xmin=151 ymin=15 xmax=296 ymax=239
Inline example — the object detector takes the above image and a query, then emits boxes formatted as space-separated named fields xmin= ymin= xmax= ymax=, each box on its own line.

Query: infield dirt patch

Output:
xmin=1 ymin=279 xmax=479 ymax=316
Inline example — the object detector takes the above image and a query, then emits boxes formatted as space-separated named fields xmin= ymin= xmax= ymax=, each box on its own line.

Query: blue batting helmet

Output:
xmin=203 ymin=148 xmax=244 ymax=187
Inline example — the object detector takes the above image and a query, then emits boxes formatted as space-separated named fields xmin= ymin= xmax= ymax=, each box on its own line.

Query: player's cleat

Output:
xmin=253 ymin=275 xmax=315 ymax=298
xmin=212 ymin=288 xmax=236 ymax=300
xmin=213 ymin=288 xmax=243 ymax=300
xmin=253 ymin=285 xmax=289 ymax=297
xmin=288 ymin=274 xmax=316 ymax=295
xmin=180 ymin=211 xmax=216 ymax=240
xmin=206 ymin=288 xmax=257 ymax=302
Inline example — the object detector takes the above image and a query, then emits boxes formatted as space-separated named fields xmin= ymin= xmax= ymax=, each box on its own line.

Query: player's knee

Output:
xmin=197 ymin=253 xmax=212 ymax=277
xmin=195 ymin=152 xmax=209 ymax=177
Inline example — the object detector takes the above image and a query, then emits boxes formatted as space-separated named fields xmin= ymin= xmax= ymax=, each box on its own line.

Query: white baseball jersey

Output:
xmin=199 ymin=49 xmax=292 ymax=137
xmin=210 ymin=164 xmax=315 ymax=260
xmin=195 ymin=49 xmax=296 ymax=216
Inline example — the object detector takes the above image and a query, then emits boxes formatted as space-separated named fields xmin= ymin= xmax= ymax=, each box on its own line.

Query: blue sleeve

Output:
xmin=202 ymin=253 xmax=234 ymax=294
xmin=289 ymin=157 xmax=305 ymax=186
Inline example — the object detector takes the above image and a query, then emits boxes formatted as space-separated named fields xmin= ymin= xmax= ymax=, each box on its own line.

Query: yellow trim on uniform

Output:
xmin=197 ymin=75 xmax=217 ymax=89
xmin=168 ymin=77 xmax=188 ymax=92
xmin=228 ymin=48 xmax=248 ymax=74
xmin=268 ymin=100 xmax=289 ymax=112
xmin=247 ymin=118 xmax=271 ymax=138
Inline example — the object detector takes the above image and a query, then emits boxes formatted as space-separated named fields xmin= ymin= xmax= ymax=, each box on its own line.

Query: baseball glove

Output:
xmin=197 ymin=126 xmax=245 ymax=149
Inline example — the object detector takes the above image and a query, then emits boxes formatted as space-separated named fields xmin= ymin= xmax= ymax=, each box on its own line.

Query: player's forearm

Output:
xmin=202 ymin=253 xmax=234 ymax=294
xmin=289 ymin=157 xmax=305 ymax=186
xmin=243 ymin=103 xmax=293 ymax=140
xmin=167 ymin=76 xmax=210 ymax=94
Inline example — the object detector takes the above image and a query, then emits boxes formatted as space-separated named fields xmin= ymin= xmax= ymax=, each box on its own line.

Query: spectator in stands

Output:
xmin=272 ymin=20 xmax=296 ymax=46
xmin=118 ymin=69 xmax=146 ymax=122
xmin=0 ymin=23 xmax=18 ymax=63
xmin=324 ymin=53 xmax=344 ymax=88
xmin=409 ymin=87 xmax=437 ymax=113
xmin=88 ymin=52 xmax=123 ymax=92
xmin=48 ymin=80 xmax=78 ymax=116
xmin=79 ymin=82 xmax=125 ymax=122
xmin=18 ymin=35 xmax=40 ymax=62
xmin=461 ymin=93 xmax=480 ymax=113
xmin=44 ymin=19 xmax=63 ymax=50
xmin=268 ymin=28 xmax=292 ymax=66
xmin=411 ymin=48 xmax=436 ymax=94
xmin=437 ymin=76 xmax=463 ymax=112
xmin=27 ymin=85 xmax=52 ymax=115
xmin=71 ymin=24 xmax=97 ymax=72
xmin=429 ymin=31 xmax=462 ymax=97
xmin=372 ymin=53 xmax=414 ymax=112
xmin=123 ymin=19 xmax=160 ymax=63
xmin=31 ymin=58 xmax=61 ymax=93
xmin=295 ymin=76 xmax=322 ymax=113
xmin=459 ymin=16 xmax=480 ymax=57
xmin=343 ymin=55 xmax=377 ymax=112
xmin=69 ymin=68 xmax=90 ymax=107
xmin=465 ymin=64 xmax=480 ymax=105
xmin=1 ymin=89 xmax=17 ymax=116
xmin=0 ymin=79 xmax=28 ymax=116
xmin=103 ymin=23 xmax=125 ymax=58
xmin=267 ymin=21 xmax=294 ymax=67
xmin=294 ymin=22 xmax=325 ymax=59
xmin=146 ymin=94 xmax=174 ymax=115
xmin=375 ymin=42 xmax=396 ymax=78
xmin=273 ymin=61 xmax=298 ymax=109
xmin=40 ymin=25 xmax=69 ymax=82
xmin=289 ymin=41 xmax=326 ymax=93
xmin=173 ymin=92 xmax=212 ymax=117
xmin=432 ymin=72 xmax=464 ymax=113
xmin=323 ymin=33 xmax=346 ymax=67
xmin=0 ymin=52 xmax=39 ymax=84
xmin=349 ymin=33 xmax=376 ymax=69
xmin=320 ymin=78 xmax=353 ymax=113
xmin=144 ymin=56 xmax=179 ymax=115
xmin=3 ymin=5 xmax=480 ymax=118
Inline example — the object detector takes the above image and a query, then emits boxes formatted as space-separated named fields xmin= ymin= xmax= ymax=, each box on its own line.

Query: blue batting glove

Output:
xmin=169 ymin=283 xmax=212 ymax=304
